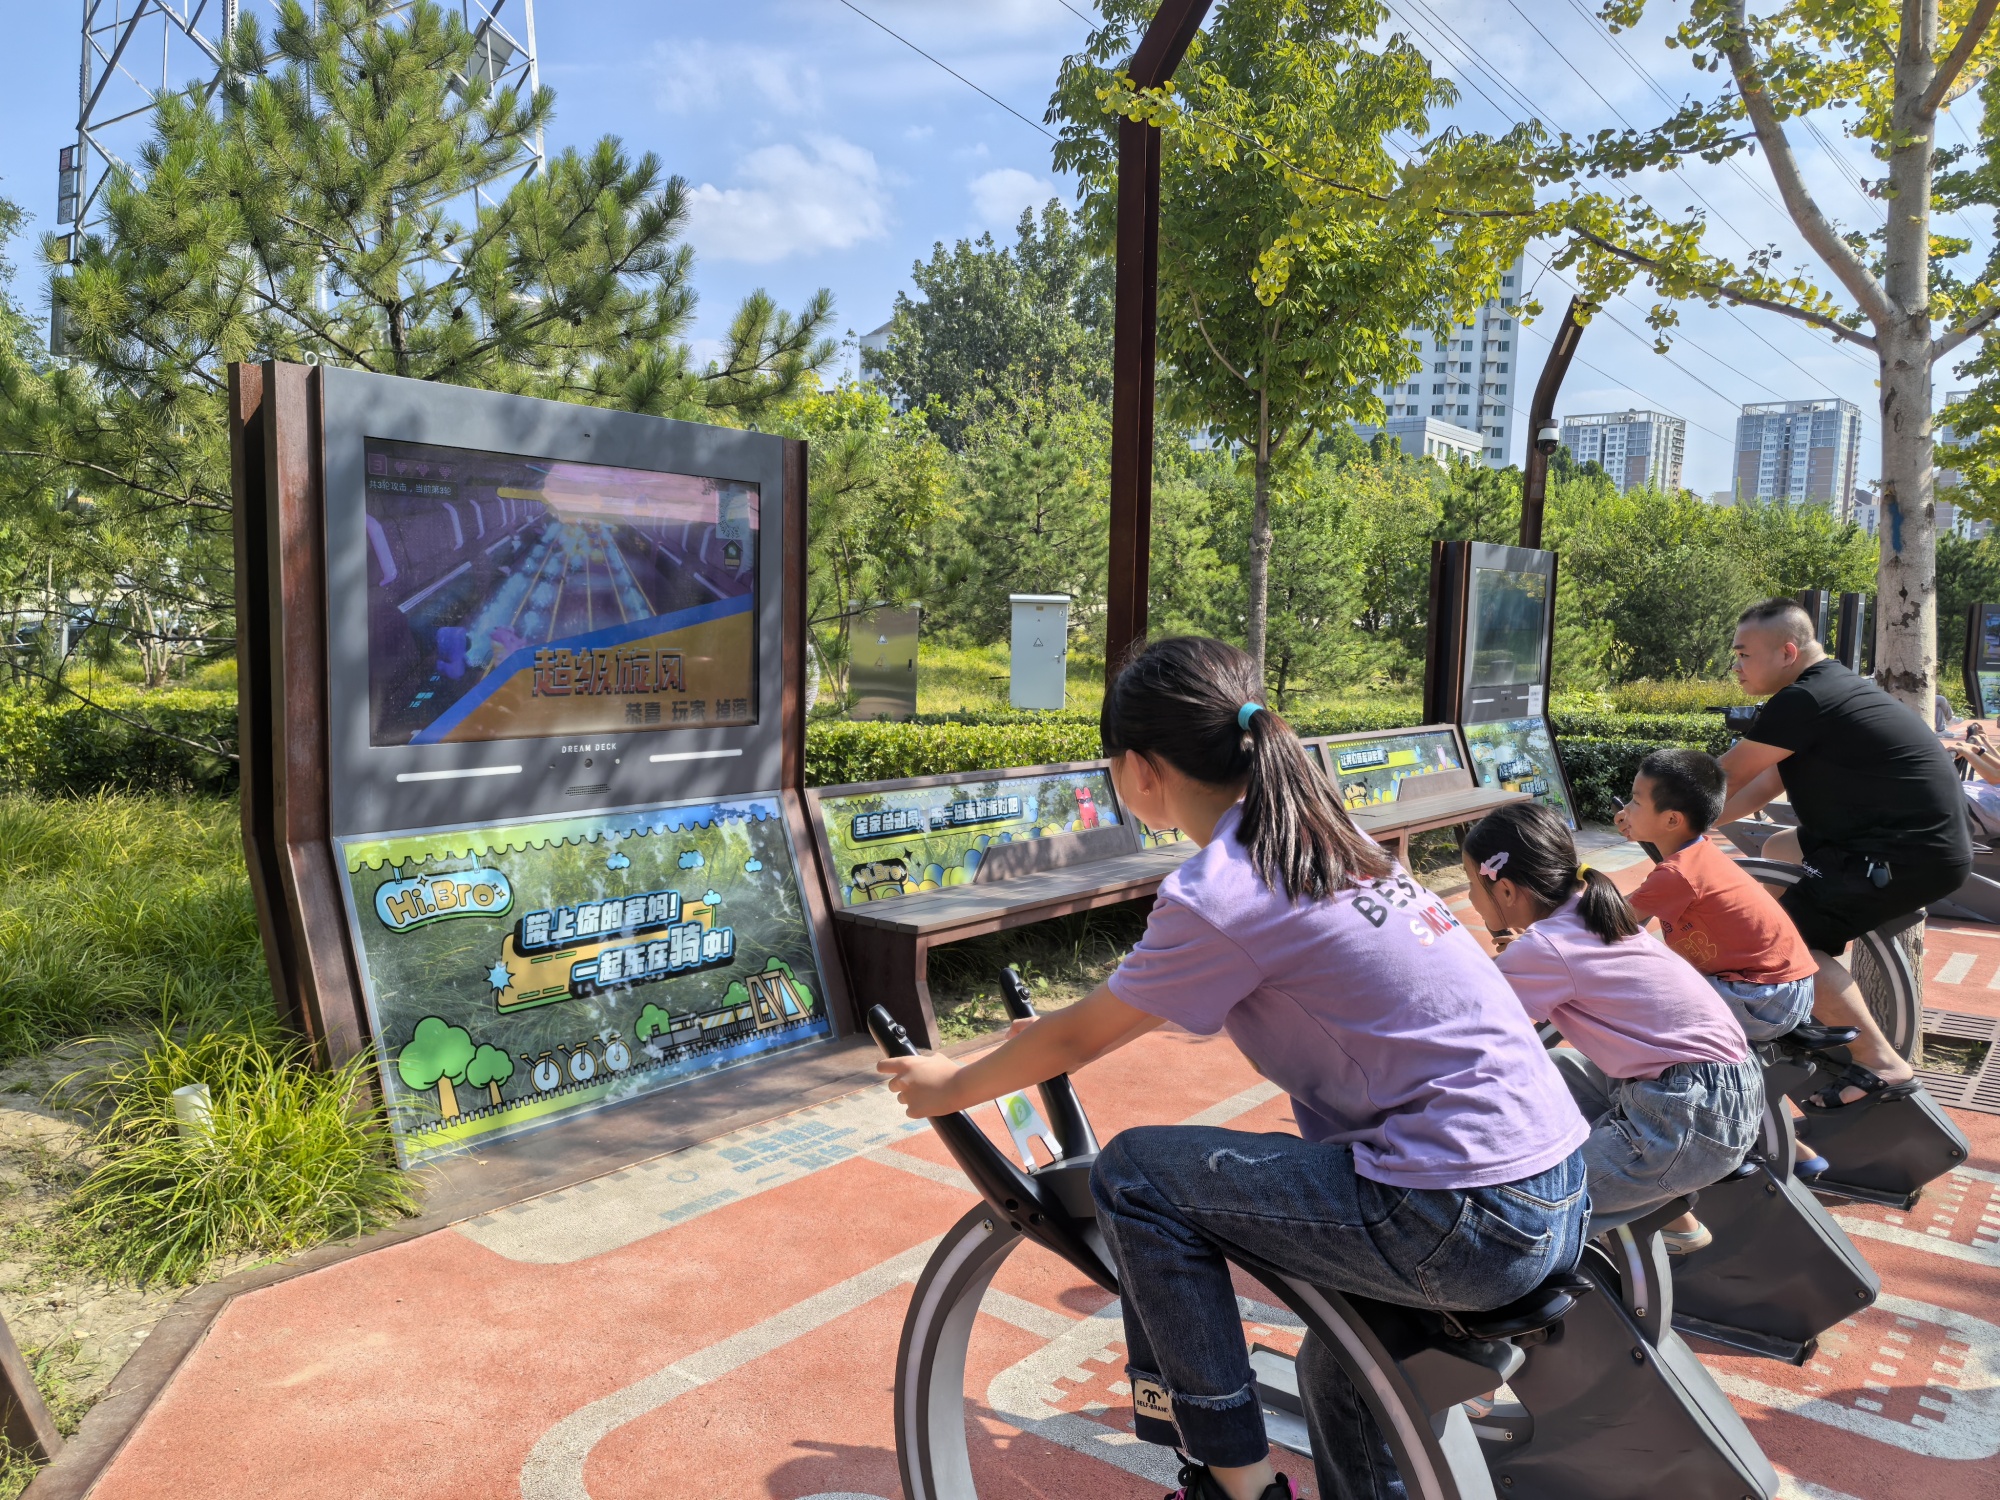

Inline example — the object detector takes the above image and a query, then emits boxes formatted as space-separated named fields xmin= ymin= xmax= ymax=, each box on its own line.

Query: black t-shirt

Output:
xmin=1746 ymin=660 xmax=1972 ymax=864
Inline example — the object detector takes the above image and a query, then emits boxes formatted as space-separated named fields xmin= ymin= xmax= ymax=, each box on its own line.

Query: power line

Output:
xmin=832 ymin=0 xmax=1058 ymax=142
xmin=1385 ymin=0 xmax=1880 ymax=395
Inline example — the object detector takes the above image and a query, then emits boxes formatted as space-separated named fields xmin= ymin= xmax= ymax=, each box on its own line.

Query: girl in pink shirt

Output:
xmin=1463 ymin=802 xmax=1762 ymax=1255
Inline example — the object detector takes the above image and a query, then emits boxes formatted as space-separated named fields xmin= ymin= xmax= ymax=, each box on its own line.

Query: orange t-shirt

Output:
xmin=1627 ymin=835 xmax=1817 ymax=984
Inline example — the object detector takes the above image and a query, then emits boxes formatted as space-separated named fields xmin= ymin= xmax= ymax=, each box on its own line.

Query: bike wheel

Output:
xmin=1733 ymin=857 xmax=1922 ymax=1060
xmin=895 ymin=1207 xmax=1485 ymax=1500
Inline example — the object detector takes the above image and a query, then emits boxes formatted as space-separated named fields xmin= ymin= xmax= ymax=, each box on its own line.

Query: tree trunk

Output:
xmin=1246 ymin=386 xmax=1273 ymax=683
xmin=487 ymin=1082 xmax=501 ymax=1107
xmin=1875 ymin=0 xmax=1940 ymax=714
xmin=436 ymin=1074 xmax=460 ymax=1118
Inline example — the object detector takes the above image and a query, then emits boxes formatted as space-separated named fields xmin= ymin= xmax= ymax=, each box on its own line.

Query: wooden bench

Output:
xmin=805 ymin=762 xmax=1193 ymax=1047
xmin=1302 ymin=724 xmax=1528 ymax=867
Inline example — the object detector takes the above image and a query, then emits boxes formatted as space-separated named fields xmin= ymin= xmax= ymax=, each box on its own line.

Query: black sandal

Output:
xmin=1803 ymin=1062 xmax=1920 ymax=1111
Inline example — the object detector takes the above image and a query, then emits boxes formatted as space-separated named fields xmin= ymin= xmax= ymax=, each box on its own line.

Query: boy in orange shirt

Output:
xmin=1614 ymin=749 xmax=1818 ymax=1041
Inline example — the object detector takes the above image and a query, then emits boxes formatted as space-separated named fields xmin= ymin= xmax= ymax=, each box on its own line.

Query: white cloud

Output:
xmin=652 ymin=40 xmax=819 ymax=116
xmin=969 ymin=167 xmax=1057 ymax=230
xmin=685 ymin=137 xmax=890 ymax=264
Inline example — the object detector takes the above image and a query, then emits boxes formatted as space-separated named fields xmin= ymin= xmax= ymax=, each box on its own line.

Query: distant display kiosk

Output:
xmin=1424 ymin=541 xmax=1577 ymax=826
xmin=232 ymin=362 xmax=848 ymax=1166
xmin=1967 ymin=602 xmax=2000 ymax=717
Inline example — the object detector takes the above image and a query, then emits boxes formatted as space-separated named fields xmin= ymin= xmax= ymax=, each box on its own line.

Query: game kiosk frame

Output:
xmin=231 ymin=362 xmax=850 ymax=1166
xmin=1966 ymin=601 xmax=2000 ymax=717
xmin=1424 ymin=539 xmax=1578 ymax=826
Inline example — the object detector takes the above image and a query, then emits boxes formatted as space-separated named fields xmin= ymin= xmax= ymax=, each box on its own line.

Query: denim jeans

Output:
xmin=1706 ymin=975 xmax=1816 ymax=1043
xmin=1550 ymin=1047 xmax=1763 ymax=1220
xmin=1089 ymin=1127 xmax=1588 ymax=1500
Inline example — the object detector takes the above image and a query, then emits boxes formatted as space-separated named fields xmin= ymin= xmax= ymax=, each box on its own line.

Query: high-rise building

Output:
xmin=1733 ymin=399 xmax=1864 ymax=515
xmin=1354 ymin=253 xmax=1526 ymax=468
xmin=1558 ymin=410 xmax=1686 ymax=494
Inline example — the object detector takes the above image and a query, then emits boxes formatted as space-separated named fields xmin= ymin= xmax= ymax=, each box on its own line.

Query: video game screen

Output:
xmin=1463 ymin=716 xmax=1574 ymax=826
xmin=363 ymin=436 xmax=757 ymax=746
xmin=816 ymin=769 xmax=1123 ymax=905
xmin=338 ymin=797 xmax=830 ymax=1166
xmin=1321 ymin=729 xmax=1466 ymax=810
xmin=1468 ymin=567 xmax=1549 ymax=688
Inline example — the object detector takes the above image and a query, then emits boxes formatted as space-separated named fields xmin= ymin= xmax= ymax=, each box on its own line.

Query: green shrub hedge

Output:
xmin=0 ymin=686 xmax=1740 ymax=820
xmin=0 ymin=689 xmax=239 ymax=798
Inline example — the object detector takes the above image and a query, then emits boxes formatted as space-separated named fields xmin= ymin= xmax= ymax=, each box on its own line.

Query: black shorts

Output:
xmin=1779 ymin=844 xmax=1971 ymax=956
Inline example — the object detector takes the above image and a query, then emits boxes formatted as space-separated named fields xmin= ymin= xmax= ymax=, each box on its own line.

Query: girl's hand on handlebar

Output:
xmin=879 ymin=1053 xmax=967 ymax=1118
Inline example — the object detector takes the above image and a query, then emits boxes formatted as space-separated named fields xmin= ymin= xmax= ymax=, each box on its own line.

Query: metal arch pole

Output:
xmin=1518 ymin=296 xmax=1590 ymax=551
xmin=1104 ymin=0 xmax=1213 ymax=681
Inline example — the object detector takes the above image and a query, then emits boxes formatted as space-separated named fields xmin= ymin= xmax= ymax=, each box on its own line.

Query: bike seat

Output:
xmin=1787 ymin=1020 xmax=1861 ymax=1051
xmin=1454 ymin=1268 xmax=1594 ymax=1342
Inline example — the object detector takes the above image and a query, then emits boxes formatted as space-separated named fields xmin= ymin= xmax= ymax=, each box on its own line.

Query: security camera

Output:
xmin=1535 ymin=423 xmax=1560 ymax=457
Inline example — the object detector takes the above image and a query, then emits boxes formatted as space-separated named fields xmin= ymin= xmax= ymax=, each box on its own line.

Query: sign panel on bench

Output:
xmin=1317 ymin=727 xmax=1468 ymax=810
xmin=338 ymin=796 xmax=831 ymax=1166
xmin=815 ymin=766 xmax=1126 ymax=906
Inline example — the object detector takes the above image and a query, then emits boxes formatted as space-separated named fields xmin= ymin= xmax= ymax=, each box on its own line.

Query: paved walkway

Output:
xmin=75 ymin=855 xmax=2000 ymax=1500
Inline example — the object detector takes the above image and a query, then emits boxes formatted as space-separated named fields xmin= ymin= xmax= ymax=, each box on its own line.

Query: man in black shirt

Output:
xmin=1719 ymin=599 xmax=1972 ymax=1104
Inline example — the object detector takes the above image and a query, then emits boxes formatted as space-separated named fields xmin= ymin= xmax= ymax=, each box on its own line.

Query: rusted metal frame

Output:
xmin=260 ymin=361 xmax=370 ymax=1065
xmin=777 ymin=435 xmax=858 ymax=1036
xmin=1519 ymin=295 xmax=1590 ymax=550
xmin=0 ymin=1311 xmax=61 ymax=1466
xmin=1105 ymin=0 xmax=1216 ymax=679
xmin=229 ymin=363 xmax=298 ymax=1025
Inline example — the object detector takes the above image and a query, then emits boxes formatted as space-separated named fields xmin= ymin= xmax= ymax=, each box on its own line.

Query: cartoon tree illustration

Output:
xmin=397 ymin=1016 xmax=475 ymax=1119
xmin=637 ymin=1003 xmax=673 ymax=1044
xmin=465 ymin=1044 xmax=515 ymax=1108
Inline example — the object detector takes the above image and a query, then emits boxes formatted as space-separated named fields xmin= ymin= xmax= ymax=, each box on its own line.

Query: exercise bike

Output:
xmin=869 ymin=977 xmax=1780 ymax=1500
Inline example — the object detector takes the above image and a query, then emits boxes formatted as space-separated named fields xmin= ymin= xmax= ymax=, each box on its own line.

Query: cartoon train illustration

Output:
xmin=632 ymin=967 xmax=815 ymax=1065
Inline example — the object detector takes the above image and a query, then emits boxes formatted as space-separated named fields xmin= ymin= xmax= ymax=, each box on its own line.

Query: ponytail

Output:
xmin=1100 ymin=637 xmax=1390 ymax=900
xmin=1463 ymin=801 xmax=1639 ymax=944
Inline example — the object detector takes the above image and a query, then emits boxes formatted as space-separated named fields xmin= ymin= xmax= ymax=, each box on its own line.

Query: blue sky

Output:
xmin=0 ymin=1 xmax=1986 ymax=498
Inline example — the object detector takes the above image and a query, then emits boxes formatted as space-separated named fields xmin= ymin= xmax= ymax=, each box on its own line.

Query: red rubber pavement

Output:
xmin=79 ymin=910 xmax=2000 ymax=1500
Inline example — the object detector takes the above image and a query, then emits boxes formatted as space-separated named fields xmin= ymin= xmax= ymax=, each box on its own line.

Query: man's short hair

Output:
xmin=1737 ymin=598 xmax=1816 ymax=649
xmin=1637 ymin=748 xmax=1725 ymax=834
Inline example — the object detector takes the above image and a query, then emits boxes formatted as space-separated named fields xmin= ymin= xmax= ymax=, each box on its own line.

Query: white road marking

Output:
xmin=517 ymin=1238 xmax=939 ymax=1499
xmin=1934 ymin=951 xmax=1976 ymax=985
xmin=1711 ymin=1294 xmax=2000 ymax=1461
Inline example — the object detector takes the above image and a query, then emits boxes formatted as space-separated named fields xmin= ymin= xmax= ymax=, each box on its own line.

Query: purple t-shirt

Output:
xmin=1494 ymin=896 xmax=1750 ymax=1081
xmin=1106 ymin=806 xmax=1588 ymax=1191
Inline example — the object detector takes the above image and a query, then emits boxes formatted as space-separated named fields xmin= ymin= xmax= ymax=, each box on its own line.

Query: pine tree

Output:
xmin=3 ymin=0 xmax=833 ymax=714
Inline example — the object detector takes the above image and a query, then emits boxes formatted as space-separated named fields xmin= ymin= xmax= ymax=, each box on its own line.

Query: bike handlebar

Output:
xmin=998 ymin=967 xmax=1101 ymax=1160
xmin=866 ymin=1003 xmax=1116 ymax=1291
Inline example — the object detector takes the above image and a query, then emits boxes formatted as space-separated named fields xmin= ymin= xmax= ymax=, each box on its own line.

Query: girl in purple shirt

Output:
xmin=1462 ymin=802 xmax=1763 ymax=1256
xmin=881 ymin=637 xmax=1589 ymax=1500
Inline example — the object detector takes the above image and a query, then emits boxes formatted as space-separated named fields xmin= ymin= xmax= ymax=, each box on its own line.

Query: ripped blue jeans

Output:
xmin=1091 ymin=1126 xmax=1588 ymax=1500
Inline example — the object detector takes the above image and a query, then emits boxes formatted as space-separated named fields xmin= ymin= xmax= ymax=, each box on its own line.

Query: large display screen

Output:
xmin=1468 ymin=567 xmax=1549 ymax=692
xmin=1320 ymin=729 xmax=1467 ymax=810
xmin=1464 ymin=716 xmax=1574 ymax=826
xmin=338 ymin=797 xmax=828 ymax=1165
xmin=815 ymin=769 xmax=1124 ymax=905
xmin=363 ymin=436 xmax=757 ymax=746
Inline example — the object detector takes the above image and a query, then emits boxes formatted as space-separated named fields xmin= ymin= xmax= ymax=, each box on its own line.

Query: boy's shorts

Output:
xmin=1707 ymin=975 xmax=1816 ymax=1043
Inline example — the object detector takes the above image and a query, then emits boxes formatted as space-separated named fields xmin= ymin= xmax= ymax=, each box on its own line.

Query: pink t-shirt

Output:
xmin=1106 ymin=806 xmax=1587 ymax=1192
xmin=1494 ymin=896 xmax=1750 ymax=1080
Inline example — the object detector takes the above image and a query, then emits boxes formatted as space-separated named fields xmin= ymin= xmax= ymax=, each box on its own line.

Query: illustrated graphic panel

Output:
xmin=1321 ymin=729 xmax=1466 ymax=810
xmin=817 ymin=769 xmax=1122 ymax=905
xmin=1463 ymin=716 xmax=1574 ymax=824
xmin=364 ymin=436 xmax=758 ymax=745
xmin=338 ymin=797 xmax=828 ymax=1165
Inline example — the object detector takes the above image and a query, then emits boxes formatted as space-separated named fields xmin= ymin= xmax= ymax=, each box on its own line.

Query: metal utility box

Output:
xmin=1009 ymin=594 xmax=1070 ymax=710
xmin=848 ymin=605 xmax=920 ymax=721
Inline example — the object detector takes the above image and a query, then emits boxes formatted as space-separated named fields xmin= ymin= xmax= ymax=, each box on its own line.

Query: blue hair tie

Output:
xmin=1237 ymin=702 xmax=1262 ymax=731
